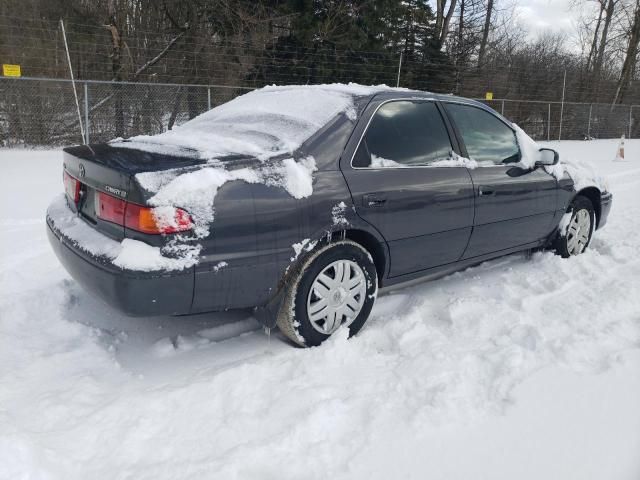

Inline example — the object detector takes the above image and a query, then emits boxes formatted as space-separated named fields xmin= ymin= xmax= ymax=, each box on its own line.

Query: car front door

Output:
xmin=443 ymin=102 xmax=558 ymax=258
xmin=341 ymin=99 xmax=475 ymax=278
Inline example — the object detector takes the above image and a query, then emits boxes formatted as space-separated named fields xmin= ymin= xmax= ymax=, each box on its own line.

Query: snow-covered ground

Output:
xmin=1 ymin=139 xmax=639 ymax=480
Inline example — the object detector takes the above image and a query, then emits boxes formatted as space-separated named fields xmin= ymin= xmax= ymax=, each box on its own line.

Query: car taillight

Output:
xmin=125 ymin=203 xmax=193 ymax=234
xmin=96 ymin=191 xmax=193 ymax=235
xmin=96 ymin=191 xmax=126 ymax=225
xmin=64 ymin=171 xmax=81 ymax=203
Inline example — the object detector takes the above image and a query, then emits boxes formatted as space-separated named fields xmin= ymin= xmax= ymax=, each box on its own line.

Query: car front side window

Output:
xmin=445 ymin=103 xmax=520 ymax=164
xmin=353 ymin=101 xmax=453 ymax=168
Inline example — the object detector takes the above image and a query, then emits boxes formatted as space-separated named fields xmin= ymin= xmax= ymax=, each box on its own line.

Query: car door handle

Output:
xmin=362 ymin=193 xmax=387 ymax=208
xmin=478 ymin=187 xmax=495 ymax=196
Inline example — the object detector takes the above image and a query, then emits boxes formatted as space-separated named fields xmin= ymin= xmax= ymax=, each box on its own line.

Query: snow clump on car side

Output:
xmin=47 ymin=194 xmax=200 ymax=272
xmin=137 ymin=156 xmax=317 ymax=239
xmin=331 ymin=201 xmax=350 ymax=227
xmin=514 ymin=123 xmax=608 ymax=192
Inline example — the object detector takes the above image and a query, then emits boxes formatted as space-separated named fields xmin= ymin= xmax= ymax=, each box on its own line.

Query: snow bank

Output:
xmin=112 ymin=83 xmax=399 ymax=160
xmin=3 ymin=145 xmax=640 ymax=479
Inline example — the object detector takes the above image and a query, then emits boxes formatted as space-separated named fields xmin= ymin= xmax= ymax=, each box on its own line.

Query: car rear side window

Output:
xmin=444 ymin=103 xmax=520 ymax=164
xmin=353 ymin=101 xmax=453 ymax=168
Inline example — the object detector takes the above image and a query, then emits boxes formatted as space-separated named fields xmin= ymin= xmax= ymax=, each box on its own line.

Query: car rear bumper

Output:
xmin=598 ymin=191 xmax=612 ymax=229
xmin=47 ymin=202 xmax=194 ymax=316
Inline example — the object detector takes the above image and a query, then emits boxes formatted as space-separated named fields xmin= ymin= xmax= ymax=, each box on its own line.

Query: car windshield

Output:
xmin=111 ymin=84 xmax=387 ymax=161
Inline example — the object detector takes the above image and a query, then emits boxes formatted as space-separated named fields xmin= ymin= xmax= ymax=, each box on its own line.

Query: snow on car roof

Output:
xmin=111 ymin=83 xmax=405 ymax=160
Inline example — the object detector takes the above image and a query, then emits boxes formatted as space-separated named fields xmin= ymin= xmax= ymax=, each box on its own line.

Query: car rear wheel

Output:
xmin=276 ymin=240 xmax=378 ymax=347
xmin=555 ymin=195 xmax=595 ymax=258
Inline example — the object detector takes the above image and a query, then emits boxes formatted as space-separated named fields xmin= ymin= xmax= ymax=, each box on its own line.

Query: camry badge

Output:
xmin=78 ymin=163 xmax=86 ymax=178
xmin=104 ymin=185 xmax=127 ymax=198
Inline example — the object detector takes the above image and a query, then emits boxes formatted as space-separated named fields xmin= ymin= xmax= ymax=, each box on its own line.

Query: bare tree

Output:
xmin=585 ymin=0 xmax=606 ymax=72
xmin=106 ymin=0 xmax=125 ymax=137
xmin=592 ymin=0 xmax=620 ymax=99
xmin=436 ymin=0 xmax=459 ymax=46
xmin=613 ymin=0 xmax=640 ymax=103
xmin=477 ymin=0 xmax=494 ymax=68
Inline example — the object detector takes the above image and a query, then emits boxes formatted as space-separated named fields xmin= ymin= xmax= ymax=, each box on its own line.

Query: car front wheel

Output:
xmin=555 ymin=195 xmax=595 ymax=257
xmin=277 ymin=240 xmax=378 ymax=347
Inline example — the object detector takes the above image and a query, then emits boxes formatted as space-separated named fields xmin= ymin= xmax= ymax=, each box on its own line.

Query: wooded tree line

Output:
xmin=2 ymin=0 xmax=640 ymax=134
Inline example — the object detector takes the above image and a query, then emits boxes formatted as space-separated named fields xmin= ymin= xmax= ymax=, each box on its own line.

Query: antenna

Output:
xmin=60 ymin=19 xmax=86 ymax=144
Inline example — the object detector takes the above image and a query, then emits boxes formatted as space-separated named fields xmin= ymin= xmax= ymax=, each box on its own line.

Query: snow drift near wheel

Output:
xmin=277 ymin=240 xmax=378 ymax=347
xmin=555 ymin=195 xmax=595 ymax=258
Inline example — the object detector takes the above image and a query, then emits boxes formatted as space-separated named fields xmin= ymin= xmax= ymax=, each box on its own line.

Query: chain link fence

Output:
xmin=482 ymin=99 xmax=635 ymax=142
xmin=0 ymin=76 xmax=636 ymax=147
xmin=0 ymin=77 xmax=251 ymax=147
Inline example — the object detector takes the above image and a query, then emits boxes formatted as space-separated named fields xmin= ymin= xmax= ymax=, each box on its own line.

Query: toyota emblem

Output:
xmin=79 ymin=163 xmax=86 ymax=178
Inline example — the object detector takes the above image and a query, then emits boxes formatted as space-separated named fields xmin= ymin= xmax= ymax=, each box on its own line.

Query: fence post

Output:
xmin=83 ymin=81 xmax=90 ymax=145
xmin=547 ymin=103 xmax=551 ymax=141
xmin=396 ymin=51 xmax=403 ymax=88
xmin=629 ymin=105 xmax=633 ymax=139
xmin=207 ymin=87 xmax=211 ymax=110
xmin=501 ymin=99 xmax=505 ymax=116
xmin=558 ymin=69 xmax=566 ymax=141
xmin=587 ymin=104 xmax=592 ymax=140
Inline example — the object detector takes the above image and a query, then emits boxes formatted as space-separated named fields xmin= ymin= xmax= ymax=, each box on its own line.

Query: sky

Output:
xmin=512 ymin=0 xmax=595 ymax=44
xmin=428 ymin=0 xmax=595 ymax=49
xmin=463 ymin=0 xmax=600 ymax=53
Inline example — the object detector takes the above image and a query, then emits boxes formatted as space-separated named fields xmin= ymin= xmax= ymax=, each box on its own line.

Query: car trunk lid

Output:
xmin=62 ymin=144 xmax=266 ymax=243
xmin=62 ymin=144 xmax=206 ymax=241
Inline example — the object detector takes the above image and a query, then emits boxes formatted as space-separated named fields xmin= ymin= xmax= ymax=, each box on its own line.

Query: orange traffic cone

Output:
xmin=614 ymin=134 xmax=625 ymax=161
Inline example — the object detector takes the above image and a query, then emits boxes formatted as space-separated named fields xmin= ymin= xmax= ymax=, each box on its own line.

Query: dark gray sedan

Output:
xmin=46 ymin=86 xmax=612 ymax=347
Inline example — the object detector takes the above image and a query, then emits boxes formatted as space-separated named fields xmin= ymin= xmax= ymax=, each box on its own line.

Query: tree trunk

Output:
xmin=592 ymin=0 xmax=616 ymax=100
xmin=586 ymin=1 xmax=605 ymax=72
xmin=613 ymin=0 xmax=640 ymax=104
xmin=477 ymin=0 xmax=494 ymax=69
xmin=436 ymin=0 xmax=444 ymax=39
xmin=168 ymin=87 xmax=184 ymax=130
xmin=458 ymin=0 xmax=465 ymax=60
xmin=455 ymin=0 xmax=465 ymax=93
xmin=435 ymin=0 xmax=458 ymax=47
xmin=439 ymin=0 xmax=458 ymax=46
xmin=107 ymin=0 xmax=124 ymax=138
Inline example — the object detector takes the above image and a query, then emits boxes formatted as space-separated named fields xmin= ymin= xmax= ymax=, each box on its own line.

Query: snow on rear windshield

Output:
xmin=111 ymin=83 xmax=397 ymax=160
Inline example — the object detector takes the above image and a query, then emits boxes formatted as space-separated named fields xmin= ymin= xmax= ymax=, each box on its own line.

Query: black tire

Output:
xmin=276 ymin=240 xmax=378 ymax=347
xmin=554 ymin=195 xmax=596 ymax=258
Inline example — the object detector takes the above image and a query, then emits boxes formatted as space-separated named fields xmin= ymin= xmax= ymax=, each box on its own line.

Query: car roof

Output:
xmin=370 ymin=89 xmax=489 ymax=109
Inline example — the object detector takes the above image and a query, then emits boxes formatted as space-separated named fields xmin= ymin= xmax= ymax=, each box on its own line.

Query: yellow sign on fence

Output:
xmin=485 ymin=91 xmax=493 ymax=100
xmin=3 ymin=64 xmax=21 ymax=77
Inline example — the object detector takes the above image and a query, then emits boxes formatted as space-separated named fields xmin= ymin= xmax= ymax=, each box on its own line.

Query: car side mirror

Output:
xmin=536 ymin=148 xmax=559 ymax=167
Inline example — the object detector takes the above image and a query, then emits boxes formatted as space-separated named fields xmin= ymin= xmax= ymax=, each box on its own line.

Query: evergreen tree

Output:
xmin=250 ymin=0 xmax=453 ymax=90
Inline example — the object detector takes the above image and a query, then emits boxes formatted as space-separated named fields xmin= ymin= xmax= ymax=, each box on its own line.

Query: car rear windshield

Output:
xmin=111 ymin=85 xmax=384 ymax=161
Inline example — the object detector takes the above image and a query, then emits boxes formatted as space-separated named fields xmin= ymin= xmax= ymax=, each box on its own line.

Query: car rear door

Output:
xmin=442 ymin=102 xmax=557 ymax=258
xmin=341 ymin=99 xmax=475 ymax=278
